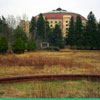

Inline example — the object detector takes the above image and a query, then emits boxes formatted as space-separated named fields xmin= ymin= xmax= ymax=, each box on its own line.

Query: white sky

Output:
xmin=0 ymin=0 xmax=100 ymax=21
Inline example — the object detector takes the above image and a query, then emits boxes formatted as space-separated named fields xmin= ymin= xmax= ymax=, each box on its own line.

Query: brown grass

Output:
xmin=0 ymin=50 xmax=100 ymax=78
xmin=0 ymin=54 xmax=81 ymax=67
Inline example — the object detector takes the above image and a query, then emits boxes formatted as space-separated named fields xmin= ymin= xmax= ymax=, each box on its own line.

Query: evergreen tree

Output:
xmin=12 ymin=38 xmax=25 ymax=53
xmin=96 ymin=22 xmax=100 ymax=49
xmin=45 ymin=20 xmax=51 ymax=42
xmin=0 ymin=37 xmax=8 ymax=54
xmin=85 ymin=11 xmax=97 ymax=49
xmin=52 ymin=24 xmax=64 ymax=48
xmin=36 ymin=14 xmax=45 ymax=40
xmin=14 ymin=27 xmax=28 ymax=43
xmin=29 ymin=17 xmax=36 ymax=41
xmin=26 ymin=40 xmax=36 ymax=51
xmin=67 ymin=16 xmax=75 ymax=48
xmin=74 ymin=15 xmax=83 ymax=49
xmin=0 ymin=16 xmax=14 ymax=53
xmin=98 ymin=22 xmax=100 ymax=32
xmin=0 ymin=16 xmax=10 ymax=37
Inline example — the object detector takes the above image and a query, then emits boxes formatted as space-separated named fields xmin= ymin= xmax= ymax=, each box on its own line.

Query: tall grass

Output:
xmin=0 ymin=55 xmax=81 ymax=67
xmin=0 ymin=51 xmax=100 ymax=78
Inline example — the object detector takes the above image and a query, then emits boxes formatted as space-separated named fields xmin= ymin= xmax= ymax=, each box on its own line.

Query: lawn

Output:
xmin=0 ymin=80 xmax=100 ymax=98
xmin=0 ymin=50 xmax=100 ymax=78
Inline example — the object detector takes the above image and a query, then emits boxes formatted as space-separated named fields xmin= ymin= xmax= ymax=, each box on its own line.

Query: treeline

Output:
xmin=0 ymin=14 xmax=64 ymax=54
xmin=0 ymin=16 xmax=36 ymax=54
xmin=30 ymin=14 xmax=64 ymax=49
xmin=0 ymin=11 xmax=100 ymax=54
xmin=67 ymin=11 xmax=100 ymax=50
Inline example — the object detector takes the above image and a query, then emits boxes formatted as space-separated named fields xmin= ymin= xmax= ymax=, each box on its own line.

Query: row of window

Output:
xmin=50 ymin=24 xmax=69 ymax=28
xmin=48 ymin=20 xmax=69 ymax=24
xmin=49 ymin=21 xmax=62 ymax=24
xmin=49 ymin=20 xmax=69 ymax=24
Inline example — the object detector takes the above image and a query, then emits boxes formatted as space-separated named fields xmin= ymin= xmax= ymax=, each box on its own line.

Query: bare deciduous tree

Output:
xmin=22 ymin=13 xmax=28 ymax=21
xmin=6 ymin=15 xmax=16 ymax=29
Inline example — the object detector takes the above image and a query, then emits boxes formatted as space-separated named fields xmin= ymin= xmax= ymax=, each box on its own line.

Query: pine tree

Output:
xmin=74 ymin=15 xmax=83 ymax=49
xmin=52 ymin=24 xmax=64 ymax=48
xmin=0 ymin=16 xmax=10 ymax=37
xmin=67 ymin=16 xmax=75 ymax=48
xmin=12 ymin=38 xmax=25 ymax=53
xmin=96 ymin=22 xmax=100 ymax=49
xmin=29 ymin=17 xmax=36 ymax=41
xmin=98 ymin=22 xmax=100 ymax=32
xmin=14 ymin=27 xmax=28 ymax=43
xmin=26 ymin=40 xmax=36 ymax=51
xmin=45 ymin=20 xmax=51 ymax=42
xmin=0 ymin=16 xmax=13 ymax=53
xmin=85 ymin=11 xmax=97 ymax=49
xmin=36 ymin=14 xmax=45 ymax=41
xmin=0 ymin=37 xmax=8 ymax=54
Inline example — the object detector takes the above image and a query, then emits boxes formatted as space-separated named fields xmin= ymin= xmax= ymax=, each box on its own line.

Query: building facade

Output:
xmin=19 ymin=20 xmax=30 ymax=38
xmin=42 ymin=8 xmax=86 ymax=37
xmin=19 ymin=8 xmax=86 ymax=38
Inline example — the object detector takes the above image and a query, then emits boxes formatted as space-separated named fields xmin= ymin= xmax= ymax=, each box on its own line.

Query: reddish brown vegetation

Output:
xmin=0 ymin=55 xmax=80 ymax=67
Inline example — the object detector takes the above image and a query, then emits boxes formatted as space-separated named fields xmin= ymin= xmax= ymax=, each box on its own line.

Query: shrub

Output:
xmin=58 ymin=40 xmax=65 ymax=49
xmin=26 ymin=41 xmax=36 ymax=51
xmin=0 ymin=37 xmax=8 ymax=54
xmin=44 ymin=46 xmax=60 ymax=51
xmin=53 ymin=47 xmax=60 ymax=51
xmin=12 ymin=38 xmax=25 ymax=54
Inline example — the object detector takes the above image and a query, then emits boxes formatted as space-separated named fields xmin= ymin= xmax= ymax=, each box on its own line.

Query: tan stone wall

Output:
xmin=62 ymin=15 xmax=71 ymax=37
xmin=25 ymin=21 xmax=30 ymax=38
xmin=43 ymin=15 xmax=72 ymax=38
xmin=19 ymin=20 xmax=30 ymax=38
xmin=36 ymin=15 xmax=72 ymax=38
xmin=19 ymin=20 xmax=26 ymax=31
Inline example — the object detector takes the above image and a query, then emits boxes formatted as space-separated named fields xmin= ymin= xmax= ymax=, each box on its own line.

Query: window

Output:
xmin=66 ymin=28 xmax=69 ymax=31
xmin=66 ymin=24 xmax=68 ymax=26
xmin=55 ymin=21 xmax=57 ymax=23
xmin=66 ymin=21 xmax=68 ymax=23
xmin=51 ymin=21 xmax=53 ymax=23
xmin=47 ymin=21 xmax=49 ymax=24
xmin=50 ymin=25 xmax=53 ymax=27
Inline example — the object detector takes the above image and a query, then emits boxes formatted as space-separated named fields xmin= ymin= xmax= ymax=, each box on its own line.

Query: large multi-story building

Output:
xmin=42 ymin=8 xmax=86 ymax=37
xmin=19 ymin=8 xmax=86 ymax=38
xmin=19 ymin=20 xmax=30 ymax=38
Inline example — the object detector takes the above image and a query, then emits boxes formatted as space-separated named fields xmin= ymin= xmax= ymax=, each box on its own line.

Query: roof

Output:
xmin=43 ymin=8 xmax=86 ymax=21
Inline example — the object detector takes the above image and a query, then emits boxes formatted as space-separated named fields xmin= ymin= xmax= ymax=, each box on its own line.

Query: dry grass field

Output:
xmin=0 ymin=49 xmax=100 ymax=78
xmin=0 ymin=49 xmax=100 ymax=98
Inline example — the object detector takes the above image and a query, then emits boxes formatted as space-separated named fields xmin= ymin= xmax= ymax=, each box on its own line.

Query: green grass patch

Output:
xmin=0 ymin=80 xmax=100 ymax=98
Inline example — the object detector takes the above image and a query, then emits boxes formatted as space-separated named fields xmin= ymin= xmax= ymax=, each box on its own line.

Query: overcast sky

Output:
xmin=0 ymin=0 xmax=100 ymax=21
